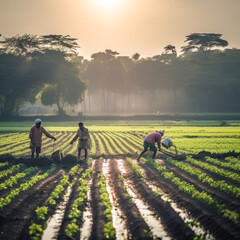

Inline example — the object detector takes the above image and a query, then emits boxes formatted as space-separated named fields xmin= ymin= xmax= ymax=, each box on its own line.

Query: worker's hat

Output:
xmin=35 ymin=119 xmax=42 ymax=124
xmin=158 ymin=130 xmax=165 ymax=136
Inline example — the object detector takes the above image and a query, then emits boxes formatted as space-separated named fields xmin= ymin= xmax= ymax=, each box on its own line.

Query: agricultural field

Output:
xmin=0 ymin=121 xmax=240 ymax=240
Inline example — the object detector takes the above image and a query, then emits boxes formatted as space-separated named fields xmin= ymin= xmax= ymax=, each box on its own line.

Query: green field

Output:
xmin=0 ymin=121 xmax=239 ymax=155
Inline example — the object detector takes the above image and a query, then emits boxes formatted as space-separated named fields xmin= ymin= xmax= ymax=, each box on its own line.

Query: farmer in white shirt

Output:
xmin=70 ymin=122 xmax=90 ymax=161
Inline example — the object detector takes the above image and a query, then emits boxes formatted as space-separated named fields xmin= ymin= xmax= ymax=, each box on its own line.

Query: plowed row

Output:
xmin=0 ymin=157 xmax=240 ymax=240
xmin=0 ymin=131 xmax=240 ymax=239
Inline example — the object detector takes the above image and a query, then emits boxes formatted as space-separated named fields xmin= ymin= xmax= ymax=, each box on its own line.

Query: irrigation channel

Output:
xmin=0 ymin=156 xmax=240 ymax=239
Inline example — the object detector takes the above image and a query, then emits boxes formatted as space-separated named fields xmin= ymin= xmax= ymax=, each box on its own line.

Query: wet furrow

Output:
xmin=79 ymin=179 xmax=93 ymax=240
xmin=165 ymin=161 xmax=240 ymax=213
xmin=102 ymin=159 xmax=128 ymax=239
xmin=108 ymin=159 xmax=152 ymax=240
xmin=0 ymin=168 xmax=65 ymax=240
xmin=141 ymin=162 xmax=240 ymax=240
xmin=89 ymin=159 xmax=106 ymax=240
xmin=56 ymin=168 xmax=87 ymax=240
xmin=118 ymin=159 xmax=195 ymax=240
xmin=42 ymin=183 xmax=74 ymax=240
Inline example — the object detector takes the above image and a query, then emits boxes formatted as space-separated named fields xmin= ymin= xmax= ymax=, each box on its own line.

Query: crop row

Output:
xmin=204 ymin=156 xmax=240 ymax=172
xmin=0 ymin=164 xmax=56 ymax=210
xmin=29 ymin=164 xmax=80 ymax=240
xmin=185 ymin=157 xmax=240 ymax=183
xmin=146 ymin=158 xmax=240 ymax=226
xmin=65 ymin=165 xmax=92 ymax=238
xmin=97 ymin=173 xmax=116 ymax=239
xmin=0 ymin=166 xmax=38 ymax=191
xmin=167 ymin=158 xmax=240 ymax=197
xmin=0 ymin=164 xmax=23 ymax=180
xmin=1 ymin=130 xmax=240 ymax=157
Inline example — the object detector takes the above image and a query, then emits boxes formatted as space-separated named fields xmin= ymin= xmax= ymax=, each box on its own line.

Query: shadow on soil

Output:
xmin=0 ymin=150 xmax=239 ymax=167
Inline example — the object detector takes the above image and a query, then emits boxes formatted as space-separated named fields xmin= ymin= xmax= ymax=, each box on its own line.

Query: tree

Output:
xmin=132 ymin=53 xmax=140 ymax=61
xmin=37 ymin=50 xmax=86 ymax=115
xmin=164 ymin=45 xmax=177 ymax=55
xmin=181 ymin=33 xmax=228 ymax=54
xmin=0 ymin=53 xmax=44 ymax=117
xmin=41 ymin=34 xmax=79 ymax=55
xmin=0 ymin=34 xmax=41 ymax=56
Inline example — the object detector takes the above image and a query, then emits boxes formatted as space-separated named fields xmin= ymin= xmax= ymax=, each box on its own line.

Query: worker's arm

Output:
xmin=157 ymin=136 xmax=161 ymax=151
xmin=42 ymin=127 xmax=56 ymax=141
xmin=29 ymin=127 xmax=33 ymax=140
xmin=70 ymin=129 xmax=79 ymax=144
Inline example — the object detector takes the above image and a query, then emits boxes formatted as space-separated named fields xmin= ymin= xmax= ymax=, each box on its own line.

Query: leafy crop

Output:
xmin=146 ymin=158 xmax=240 ymax=225
xmin=0 ymin=164 xmax=56 ymax=210
xmin=65 ymin=167 xmax=92 ymax=239
xmin=167 ymin=158 xmax=240 ymax=197
xmin=97 ymin=173 xmax=116 ymax=239
xmin=126 ymin=157 xmax=143 ymax=179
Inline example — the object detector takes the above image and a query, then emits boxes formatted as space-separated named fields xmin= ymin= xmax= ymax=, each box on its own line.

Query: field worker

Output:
xmin=70 ymin=122 xmax=90 ymax=161
xmin=29 ymin=119 xmax=57 ymax=158
xmin=137 ymin=130 xmax=165 ymax=162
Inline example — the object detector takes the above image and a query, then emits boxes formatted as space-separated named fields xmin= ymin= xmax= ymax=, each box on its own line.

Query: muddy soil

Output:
xmin=119 ymin=159 xmax=195 ymax=240
xmin=165 ymin=162 xmax=240 ymax=213
xmin=108 ymin=159 xmax=152 ymax=240
xmin=89 ymin=160 xmax=106 ymax=240
xmin=57 ymin=168 xmax=85 ymax=240
xmin=0 ymin=168 xmax=65 ymax=240
xmin=141 ymin=163 xmax=240 ymax=240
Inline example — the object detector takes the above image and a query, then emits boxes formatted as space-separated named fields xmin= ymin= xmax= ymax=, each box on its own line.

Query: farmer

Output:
xmin=29 ymin=119 xmax=56 ymax=158
xmin=137 ymin=130 xmax=165 ymax=162
xmin=70 ymin=122 xmax=90 ymax=161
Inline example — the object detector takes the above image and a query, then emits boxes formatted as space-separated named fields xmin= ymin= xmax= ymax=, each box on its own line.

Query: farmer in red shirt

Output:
xmin=29 ymin=119 xmax=56 ymax=158
xmin=137 ymin=130 xmax=165 ymax=162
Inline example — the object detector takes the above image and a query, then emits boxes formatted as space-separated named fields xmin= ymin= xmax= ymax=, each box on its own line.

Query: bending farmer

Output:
xmin=29 ymin=119 xmax=56 ymax=158
xmin=137 ymin=130 xmax=165 ymax=162
xmin=70 ymin=122 xmax=90 ymax=161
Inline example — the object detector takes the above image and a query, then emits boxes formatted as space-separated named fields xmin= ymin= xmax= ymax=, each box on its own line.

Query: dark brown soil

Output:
xmin=57 ymin=168 xmax=86 ymax=240
xmin=0 ymin=168 xmax=65 ymax=240
xmin=108 ymin=159 xmax=152 ymax=240
xmin=121 ymin=159 xmax=195 ymax=240
xmin=165 ymin=161 xmax=240 ymax=213
xmin=89 ymin=160 xmax=106 ymax=240
xmin=141 ymin=163 xmax=240 ymax=240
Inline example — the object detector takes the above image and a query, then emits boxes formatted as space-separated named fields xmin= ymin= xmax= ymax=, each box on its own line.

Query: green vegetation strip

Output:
xmin=167 ymin=158 xmax=240 ymax=198
xmin=94 ymin=133 xmax=107 ymax=155
xmin=90 ymin=133 xmax=97 ymax=155
xmin=29 ymin=164 xmax=80 ymax=240
xmin=126 ymin=157 xmax=144 ymax=179
xmin=146 ymin=158 xmax=240 ymax=226
xmin=0 ymin=166 xmax=38 ymax=191
xmin=0 ymin=164 xmax=56 ymax=210
xmin=0 ymin=164 xmax=23 ymax=180
xmin=0 ymin=162 xmax=8 ymax=168
xmin=205 ymin=156 xmax=240 ymax=172
xmin=65 ymin=163 xmax=93 ymax=239
xmin=97 ymin=173 xmax=116 ymax=239
xmin=185 ymin=157 xmax=240 ymax=183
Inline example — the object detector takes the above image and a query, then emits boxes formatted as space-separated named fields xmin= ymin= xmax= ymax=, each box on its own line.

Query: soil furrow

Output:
xmin=141 ymin=162 xmax=240 ymax=240
xmin=165 ymin=161 xmax=240 ymax=213
xmin=121 ymin=159 xmax=196 ymax=240
xmin=0 ymin=168 xmax=65 ymax=240
xmin=89 ymin=159 xmax=106 ymax=240
xmin=57 ymin=168 xmax=86 ymax=240
xmin=109 ymin=159 xmax=152 ymax=239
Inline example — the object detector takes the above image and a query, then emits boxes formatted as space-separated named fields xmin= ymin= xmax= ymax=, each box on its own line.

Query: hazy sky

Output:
xmin=1 ymin=0 xmax=240 ymax=58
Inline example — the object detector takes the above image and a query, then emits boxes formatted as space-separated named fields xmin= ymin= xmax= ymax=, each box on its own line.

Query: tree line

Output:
xmin=0 ymin=33 xmax=239 ymax=117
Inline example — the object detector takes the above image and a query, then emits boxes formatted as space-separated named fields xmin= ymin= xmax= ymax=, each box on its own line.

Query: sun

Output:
xmin=92 ymin=0 xmax=126 ymax=10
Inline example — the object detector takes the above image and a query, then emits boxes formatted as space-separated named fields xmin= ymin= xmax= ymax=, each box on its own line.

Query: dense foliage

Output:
xmin=0 ymin=33 xmax=240 ymax=116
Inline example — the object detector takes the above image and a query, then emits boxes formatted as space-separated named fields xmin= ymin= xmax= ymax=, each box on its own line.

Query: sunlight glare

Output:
xmin=91 ymin=0 xmax=126 ymax=10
